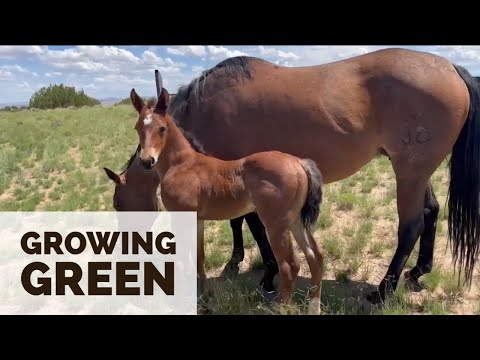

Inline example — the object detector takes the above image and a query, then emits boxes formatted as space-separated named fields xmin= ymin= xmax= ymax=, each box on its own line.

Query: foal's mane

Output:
xmin=169 ymin=56 xmax=260 ymax=116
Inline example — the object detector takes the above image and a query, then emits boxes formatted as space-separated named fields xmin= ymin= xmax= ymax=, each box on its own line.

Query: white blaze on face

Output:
xmin=143 ymin=114 xmax=153 ymax=126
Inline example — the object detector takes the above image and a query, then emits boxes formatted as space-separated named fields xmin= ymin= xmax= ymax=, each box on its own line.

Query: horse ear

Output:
xmin=104 ymin=167 xmax=123 ymax=185
xmin=155 ymin=87 xmax=170 ymax=114
xmin=130 ymin=88 xmax=144 ymax=113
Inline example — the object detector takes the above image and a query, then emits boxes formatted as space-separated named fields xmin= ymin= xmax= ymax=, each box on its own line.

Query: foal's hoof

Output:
xmin=307 ymin=298 xmax=321 ymax=315
xmin=404 ymin=271 xmax=424 ymax=292
xmin=366 ymin=290 xmax=385 ymax=306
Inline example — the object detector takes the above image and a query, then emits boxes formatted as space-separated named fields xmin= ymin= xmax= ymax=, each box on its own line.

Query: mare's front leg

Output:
xmin=244 ymin=212 xmax=279 ymax=297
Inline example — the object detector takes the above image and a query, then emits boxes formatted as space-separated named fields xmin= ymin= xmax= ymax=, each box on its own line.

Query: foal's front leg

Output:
xmin=197 ymin=220 xmax=208 ymax=295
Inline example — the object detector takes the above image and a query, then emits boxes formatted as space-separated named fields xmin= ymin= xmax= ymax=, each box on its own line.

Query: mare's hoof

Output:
xmin=260 ymin=287 xmax=279 ymax=305
xmin=223 ymin=261 xmax=241 ymax=277
xmin=366 ymin=290 xmax=385 ymax=306
xmin=404 ymin=270 xmax=424 ymax=292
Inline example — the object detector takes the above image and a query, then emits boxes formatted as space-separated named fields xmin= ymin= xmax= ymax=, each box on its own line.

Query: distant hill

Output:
xmin=99 ymin=98 xmax=122 ymax=107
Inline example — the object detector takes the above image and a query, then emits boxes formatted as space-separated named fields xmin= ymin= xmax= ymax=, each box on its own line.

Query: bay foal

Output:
xmin=104 ymin=148 xmax=279 ymax=297
xmin=130 ymin=87 xmax=324 ymax=314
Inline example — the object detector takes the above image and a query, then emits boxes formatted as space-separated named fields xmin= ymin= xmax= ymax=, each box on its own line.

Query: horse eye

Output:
xmin=159 ymin=126 xmax=166 ymax=134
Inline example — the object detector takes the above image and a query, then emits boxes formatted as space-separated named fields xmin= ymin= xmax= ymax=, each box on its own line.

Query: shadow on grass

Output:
xmin=198 ymin=266 xmax=378 ymax=315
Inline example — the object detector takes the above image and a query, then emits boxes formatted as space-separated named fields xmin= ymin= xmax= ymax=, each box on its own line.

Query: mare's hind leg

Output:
xmin=404 ymin=181 xmax=440 ymax=290
xmin=367 ymin=176 xmax=429 ymax=304
xmin=244 ymin=212 xmax=279 ymax=295
xmin=290 ymin=220 xmax=324 ymax=315
xmin=224 ymin=216 xmax=245 ymax=275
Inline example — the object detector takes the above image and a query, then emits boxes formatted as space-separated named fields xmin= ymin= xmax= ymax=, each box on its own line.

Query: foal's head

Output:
xmin=130 ymin=87 xmax=171 ymax=170
xmin=103 ymin=162 xmax=161 ymax=211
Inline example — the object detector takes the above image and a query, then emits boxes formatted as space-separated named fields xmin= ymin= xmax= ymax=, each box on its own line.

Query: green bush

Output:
xmin=29 ymin=84 xmax=100 ymax=109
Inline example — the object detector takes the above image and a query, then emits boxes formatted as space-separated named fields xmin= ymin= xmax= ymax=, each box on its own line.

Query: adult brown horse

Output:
xmin=130 ymin=87 xmax=324 ymax=314
xmin=161 ymin=47 xmax=480 ymax=304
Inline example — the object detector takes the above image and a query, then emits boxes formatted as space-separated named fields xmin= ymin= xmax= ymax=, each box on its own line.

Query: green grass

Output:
xmin=250 ymin=254 xmax=264 ymax=271
xmin=316 ymin=203 xmax=333 ymax=229
xmin=0 ymin=106 xmax=138 ymax=211
xmin=421 ymin=298 xmax=448 ymax=315
xmin=422 ymin=267 xmax=442 ymax=291
xmin=335 ymin=193 xmax=357 ymax=211
xmin=205 ymin=247 xmax=227 ymax=271
xmin=377 ymin=284 xmax=416 ymax=315
xmin=369 ymin=241 xmax=386 ymax=257
xmin=323 ymin=234 xmax=343 ymax=260
xmin=347 ymin=222 xmax=372 ymax=256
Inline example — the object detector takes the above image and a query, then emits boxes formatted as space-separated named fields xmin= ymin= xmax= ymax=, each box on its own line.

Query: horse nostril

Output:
xmin=150 ymin=157 xmax=155 ymax=166
xmin=141 ymin=158 xmax=152 ymax=170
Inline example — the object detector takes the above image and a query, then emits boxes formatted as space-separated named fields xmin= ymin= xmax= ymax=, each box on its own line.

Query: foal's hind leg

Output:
xmin=265 ymin=226 xmax=300 ymax=305
xmin=367 ymin=176 xmax=428 ymax=304
xmin=291 ymin=220 xmax=324 ymax=315
xmin=404 ymin=181 xmax=440 ymax=290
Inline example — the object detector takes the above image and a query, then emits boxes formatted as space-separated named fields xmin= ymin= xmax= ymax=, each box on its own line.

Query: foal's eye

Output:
xmin=159 ymin=126 xmax=166 ymax=134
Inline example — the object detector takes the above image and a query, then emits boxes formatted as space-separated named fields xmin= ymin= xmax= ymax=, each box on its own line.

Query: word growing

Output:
xmin=20 ymin=231 xmax=177 ymax=296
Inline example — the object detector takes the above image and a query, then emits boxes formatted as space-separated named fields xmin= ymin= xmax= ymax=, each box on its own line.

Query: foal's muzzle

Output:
xmin=140 ymin=156 xmax=156 ymax=170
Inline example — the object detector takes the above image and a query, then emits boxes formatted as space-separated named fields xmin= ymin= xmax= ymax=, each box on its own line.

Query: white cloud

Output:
xmin=142 ymin=50 xmax=162 ymax=64
xmin=45 ymin=71 xmax=62 ymax=77
xmin=192 ymin=65 xmax=206 ymax=74
xmin=258 ymin=46 xmax=277 ymax=56
xmin=207 ymin=46 xmax=248 ymax=60
xmin=17 ymin=81 xmax=30 ymax=89
xmin=39 ymin=46 xmax=186 ymax=79
xmin=277 ymin=50 xmax=300 ymax=61
xmin=2 ymin=65 xmax=29 ymax=73
xmin=0 ymin=46 xmax=46 ymax=59
xmin=254 ymin=46 xmax=301 ymax=65
xmin=167 ymin=46 xmax=206 ymax=57
xmin=1 ymin=64 xmax=38 ymax=77
xmin=76 ymin=45 xmax=140 ymax=63
xmin=0 ymin=69 xmax=12 ymax=80
xmin=426 ymin=46 xmax=480 ymax=69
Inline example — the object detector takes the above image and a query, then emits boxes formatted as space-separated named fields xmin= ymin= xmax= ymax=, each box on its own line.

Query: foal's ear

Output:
xmin=130 ymin=88 xmax=144 ymax=114
xmin=155 ymin=87 xmax=170 ymax=114
xmin=104 ymin=167 xmax=125 ymax=185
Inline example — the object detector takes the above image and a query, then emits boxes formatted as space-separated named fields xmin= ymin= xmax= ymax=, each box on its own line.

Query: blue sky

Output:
xmin=2 ymin=45 xmax=480 ymax=104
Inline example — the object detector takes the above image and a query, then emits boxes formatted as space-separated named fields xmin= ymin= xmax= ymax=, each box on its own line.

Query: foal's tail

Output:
xmin=448 ymin=64 xmax=480 ymax=286
xmin=299 ymin=159 xmax=323 ymax=232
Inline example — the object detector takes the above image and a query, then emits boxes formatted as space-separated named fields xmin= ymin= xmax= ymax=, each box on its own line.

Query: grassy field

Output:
xmin=1 ymin=106 xmax=479 ymax=315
